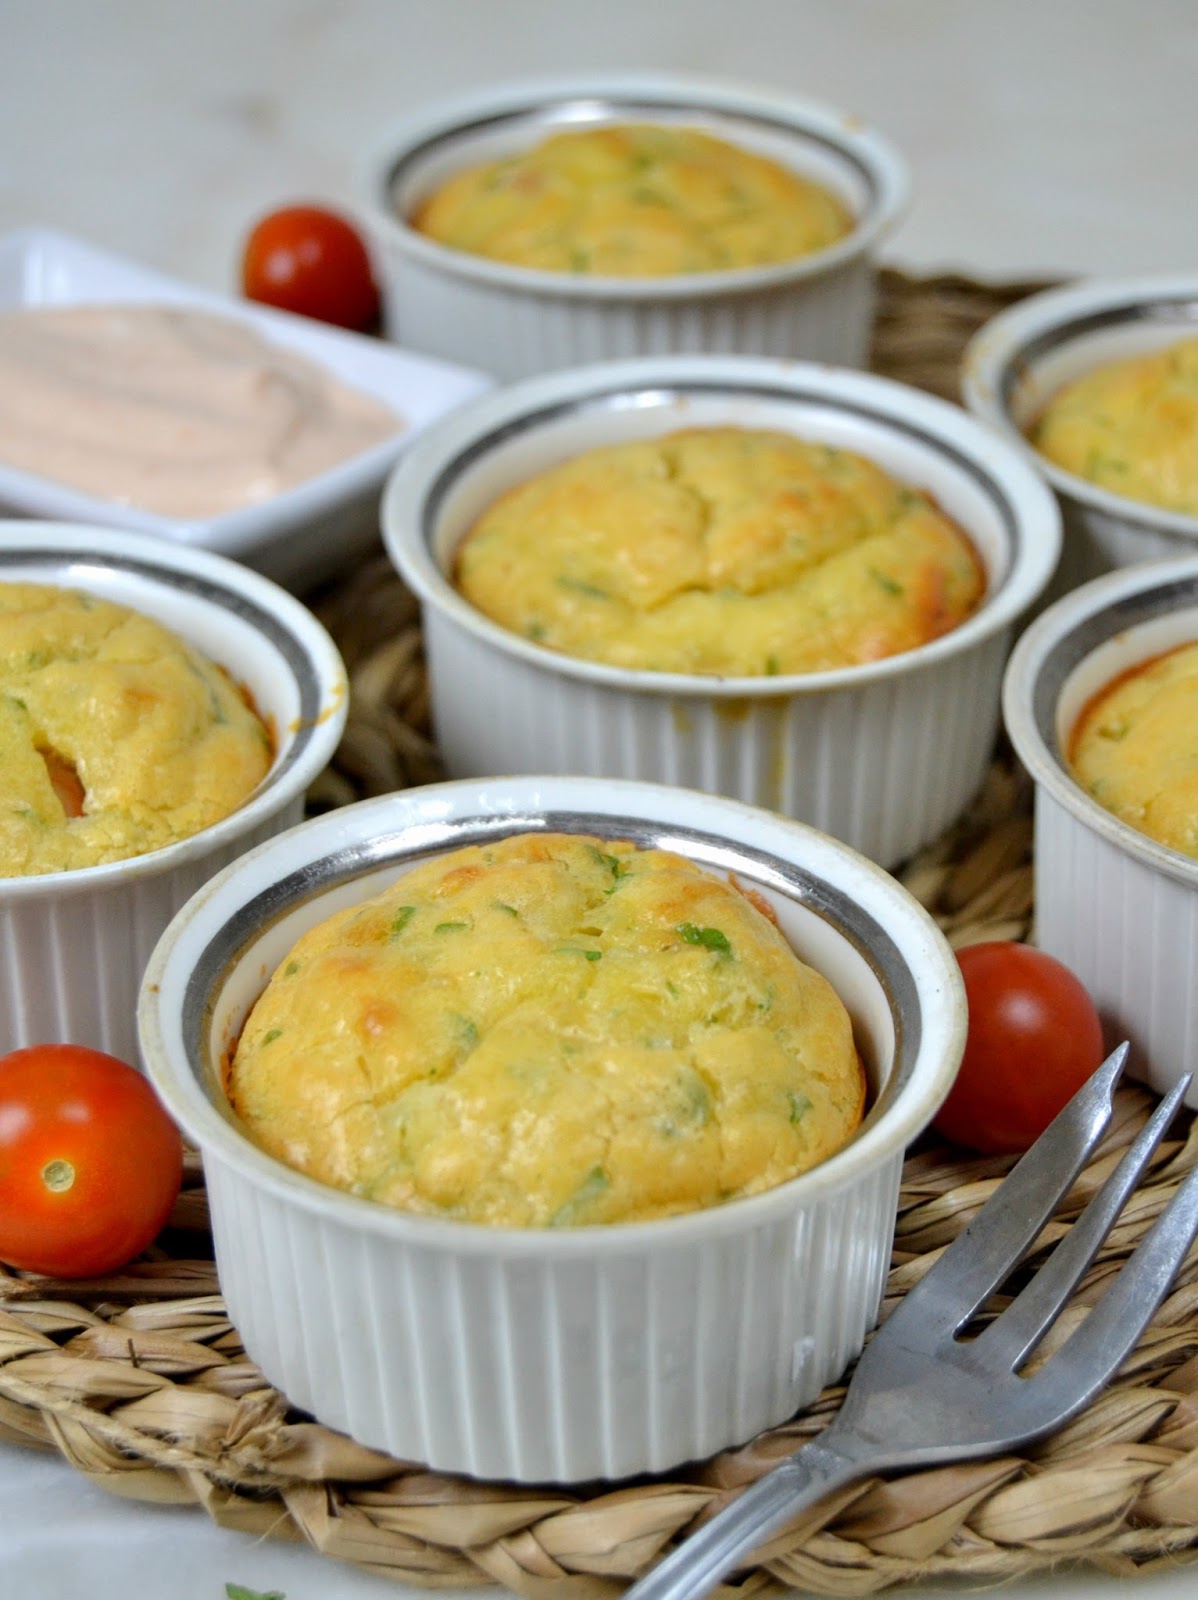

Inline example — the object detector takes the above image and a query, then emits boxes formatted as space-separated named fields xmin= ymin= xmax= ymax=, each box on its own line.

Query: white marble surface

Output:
xmin=3 ymin=2 xmax=1198 ymax=1596
xmin=3 ymin=0 xmax=1197 ymax=290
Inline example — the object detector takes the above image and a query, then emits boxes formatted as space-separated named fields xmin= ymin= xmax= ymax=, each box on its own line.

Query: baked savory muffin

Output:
xmin=228 ymin=832 xmax=865 ymax=1227
xmin=1070 ymin=640 xmax=1198 ymax=857
xmin=411 ymin=122 xmax=853 ymax=277
xmin=0 ymin=582 xmax=272 ymax=875
xmin=454 ymin=426 xmax=985 ymax=676
xmin=1032 ymin=336 xmax=1198 ymax=516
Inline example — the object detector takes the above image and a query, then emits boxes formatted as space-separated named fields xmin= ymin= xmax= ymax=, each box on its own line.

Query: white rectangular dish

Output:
xmin=0 ymin=228 xmax=492 ymax=591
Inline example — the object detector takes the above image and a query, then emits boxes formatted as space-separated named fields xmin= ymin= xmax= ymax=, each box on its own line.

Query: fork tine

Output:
xmin=622 ymin=1054 xmax=1198 ymax=1600
xmin=978 ymin=1073 xmax=1192 ymax=1371
xmin=886 ymin=1043 xmax=1128 ymax=1339
xmin=1013 ymin=1152 xmax=1198 ymax=1435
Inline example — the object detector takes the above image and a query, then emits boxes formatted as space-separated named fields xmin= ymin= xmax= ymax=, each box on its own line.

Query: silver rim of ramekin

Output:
xmin=1003 ymin=552 xmax=1198 ymax=889
xmin=962 ymin=273 xmax=1198 ymax=544
xmin=381 ymin=353 xmax=1061 ymax=698
xmin=0 ymin=521 xmax=348 ymax=899
xmin=364 ymin=72 xmax=910 ymax=301
xmin=139 ymin=776 xmax=966 ymax=1259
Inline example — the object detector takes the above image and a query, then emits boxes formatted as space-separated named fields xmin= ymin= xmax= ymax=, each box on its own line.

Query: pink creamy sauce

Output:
xmin=0 ymin=304 xmax=403 ymax=518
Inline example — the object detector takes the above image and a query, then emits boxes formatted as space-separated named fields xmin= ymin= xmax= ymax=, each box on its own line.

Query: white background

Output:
xmin=2 ymin=2 xmax=1198 ymax=1596
xmin=4 ymin=0 xmax=1197 ymax=285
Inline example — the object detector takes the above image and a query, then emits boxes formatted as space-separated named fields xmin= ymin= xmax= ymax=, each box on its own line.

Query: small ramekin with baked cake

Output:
xmin=363 ymin=73 xmax=909 ymax=381
xmin=139 ymin=773 xmax=966 ymax=1482
xmin=963 ymin=272 xmax=1198 ymax=599
xmin=0 ymin=522 xmax=347 ymax=1064
xmin=1003 ymin=553 xmax=1198 ymax=1107
xmin=382 ymin=353 xmax=1060 ymax=869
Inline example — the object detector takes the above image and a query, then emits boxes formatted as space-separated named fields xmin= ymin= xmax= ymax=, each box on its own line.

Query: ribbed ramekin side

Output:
xmin=1033 ymin=787 xmax=1198 ymax=1107
xmin=426 ymin=615 xmax=1007 ymax=868
xmin=384 ymin=251 xmax=875 ymax=383
xmin=0 ymin=802 xmax=302 ymax=1064
xmin=1045 ymin=496 xmax=1195 ymax=610
xmin=204 ymin=1146 xmax=904 ymax=1483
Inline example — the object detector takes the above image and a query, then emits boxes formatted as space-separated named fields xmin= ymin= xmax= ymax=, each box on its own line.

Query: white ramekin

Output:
xmin=139 ymin=775 xmax=965 ymax=1483
xmin=363 ymin=73 xmax=910 ymax=382
xmin=0 ymin=522 xmax=348 ymax=1066
xmin=380 ymin=354 xmax=1061 ymax=871
xmin=1003 ymin=555 xmax=1198 ymax=1107
xmin=962 ymin=273 xmax=1198 ymax=602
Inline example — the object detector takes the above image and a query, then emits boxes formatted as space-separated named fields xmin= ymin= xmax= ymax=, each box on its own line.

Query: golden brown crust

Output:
xmin=1032 ymin=336 xmax=1198 ymax=516
xmin=454 ymin=427 xmax=985 ymax=676
xmin=229 ymin=832 xmax=865 ymax=1227
xmin=1070 ymin=640 xmax=1198 ymax=856
xmin=411 ymin=122 xmax=853 ymax=277
xmin=0 ymin=583 xmax=272 ymax=875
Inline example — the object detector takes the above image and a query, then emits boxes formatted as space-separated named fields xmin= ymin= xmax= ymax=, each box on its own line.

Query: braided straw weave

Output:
xmin=3 ymin=272 xmax=1197 ymax=1596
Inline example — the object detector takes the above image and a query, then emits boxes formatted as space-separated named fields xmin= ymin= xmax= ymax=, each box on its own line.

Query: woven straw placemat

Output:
xmin=2 ymin=271 xmax=1197 ymax=1597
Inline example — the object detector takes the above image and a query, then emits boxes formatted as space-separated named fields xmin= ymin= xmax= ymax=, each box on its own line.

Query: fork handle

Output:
xmin=625 ymin=1432 xmax=867 ymax=1600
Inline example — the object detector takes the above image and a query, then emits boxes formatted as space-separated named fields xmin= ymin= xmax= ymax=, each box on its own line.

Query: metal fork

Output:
xmin=625 ymin=1043 xmax=1198 ymax=1600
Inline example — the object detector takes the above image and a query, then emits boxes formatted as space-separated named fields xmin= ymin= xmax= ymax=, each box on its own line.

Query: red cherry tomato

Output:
xmin=933 ymin=942 xmax=1106 ymax=1155
xmin=0 ymin=1044 xmax=183 ymax=1277
xmin=241 ymin=203 xmax=381 ymax=331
